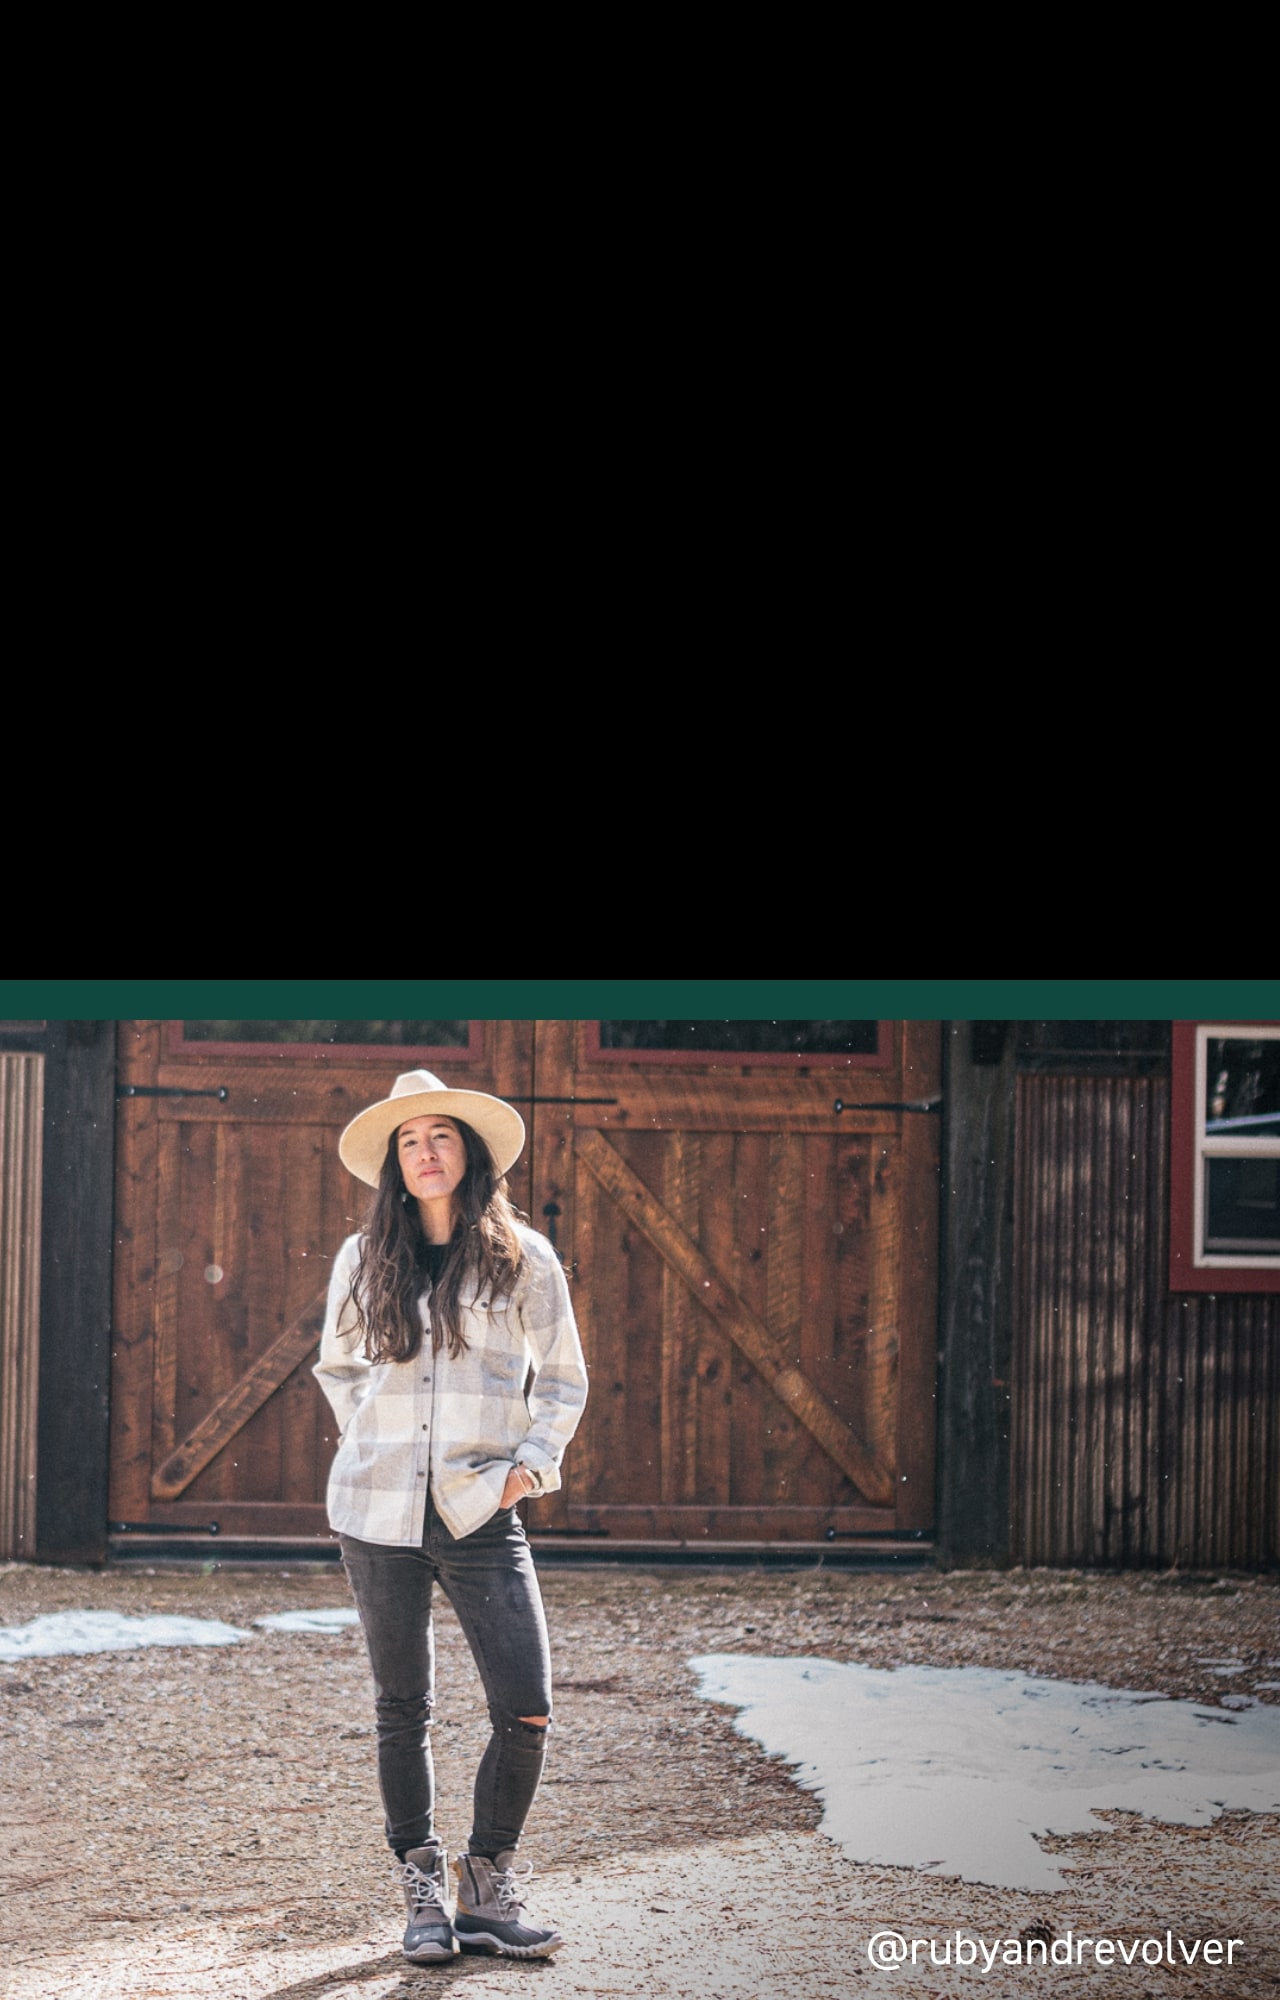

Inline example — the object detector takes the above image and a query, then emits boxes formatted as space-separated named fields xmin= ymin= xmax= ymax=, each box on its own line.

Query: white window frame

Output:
xmin=1172 ymin=1021 xmax=1280 ymax=1289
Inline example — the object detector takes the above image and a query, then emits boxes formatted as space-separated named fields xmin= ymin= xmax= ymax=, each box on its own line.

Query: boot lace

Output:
xmin=399 ymin=1858 xmax=448 ymax=1916
xmin=493 ymin=1859 xmax=535 ymax=1918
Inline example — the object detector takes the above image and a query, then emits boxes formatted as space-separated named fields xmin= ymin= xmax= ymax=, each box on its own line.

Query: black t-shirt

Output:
xmin=422 ymin=1239 xmax=451 ymax=1288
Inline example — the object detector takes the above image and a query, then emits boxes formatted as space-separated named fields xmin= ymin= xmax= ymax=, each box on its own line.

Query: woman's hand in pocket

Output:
xmin=500 ymin=1465 xmax=536 ymax=1509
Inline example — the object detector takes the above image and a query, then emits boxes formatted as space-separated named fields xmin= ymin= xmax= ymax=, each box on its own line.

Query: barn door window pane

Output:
xmin=182 ymin=1020 xmax=470 ymax=1046
xmin=169 ymin=1021 xmax=482 ymax=1061
xmin=588 ymin=1021 xmax=888 ymax=1065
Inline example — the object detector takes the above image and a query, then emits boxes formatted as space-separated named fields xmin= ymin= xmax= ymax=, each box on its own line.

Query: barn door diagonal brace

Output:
xmin=575 ymin=1127 xmax=895 ymax=1508
xmin=151 ymin=1285 xmax=329 ymax=1501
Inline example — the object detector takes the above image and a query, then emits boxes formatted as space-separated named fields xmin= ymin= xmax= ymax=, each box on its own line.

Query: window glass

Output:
xmin=1204 ymin=1157 xmax=1280 ymax=1252
xmin=182 ymin=1020 xmax=470 ymax=1046
xmin=1204 ymin=1035 xmax=1280 ymax=1134
xmin=598 ymin=1021 xmax=880 ymax=1055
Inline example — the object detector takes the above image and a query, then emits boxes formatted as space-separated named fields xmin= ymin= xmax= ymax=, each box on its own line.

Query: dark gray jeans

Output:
xmin=339 ymin=1492 xmax=552 ymax=1859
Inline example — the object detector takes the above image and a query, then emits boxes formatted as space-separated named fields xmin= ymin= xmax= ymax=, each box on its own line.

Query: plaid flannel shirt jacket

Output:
xmin=313 ymin=1224 xmax=589 ymax=1544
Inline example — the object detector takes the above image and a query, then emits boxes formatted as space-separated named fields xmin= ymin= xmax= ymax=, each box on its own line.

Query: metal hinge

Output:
xmin=502 ymin=1095 xmax=619 ymax=1105
xmin=833 ymin=1096 xmax=941 ymax=1114
xmin=110 ymin=1520 xmax=221 ymax=1535
xmin=117 ymin=1085 xmax=229 ymax=1100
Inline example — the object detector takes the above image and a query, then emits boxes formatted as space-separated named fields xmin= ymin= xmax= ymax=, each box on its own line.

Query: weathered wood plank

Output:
xmin=695 ymin=1130 xmax=738 ymax=1504
xmin=574 ymin=1156 xmax=632 ymax=1505
xmin=280 ymin=1124 xmax=327 ymax=1507
xmin=659 ymin=1130 xmax=700 ymax=1504
xmin=0 ymin=1053 xmax=42 ymax=1558
xmin=151 ymin=1125 xmax=183 ymax=1467
xmin=765 ymin=1135 xmax=804 ymax=1391
xmin=864 ymin=1138 xmax=901 ymax=1488
xmin=108 ymin=1023 xmax=163 ymax=1522
xmin=313 ymin=1137 xmax=356 ymax=1500
xmin=616 ymin=1132 xmax=666 ymax=1501
xmin=234 ymin=1120 xmax=281 ymax=1505
xmin=527 ymin=1020 xmax=573 ymax=1528
xmin=764 ymin=1131 xmax=807 ymax=1504
xmin=565 ymin=1132 xmax=602 ymax=1513
xmin=572 ymin=1086 xmax=908 ymax=1137
xmin=552 ymin=1503 xmax=899 ymax=1539
xmin=576 ymin=1128 xmax=893 ymax=1507
xmin=151 ymin=1286 xmax=328 ymax=1500
xmin=896 ymin=1054 xmax=940 ymax=1532
xmin=126 ymin=1500 xmax=332 ymax=1538
xmin=827 ymin=1134 xmax=874 ymax=1447
xmin=173 ymin=1117 xmax=228 ymax=1502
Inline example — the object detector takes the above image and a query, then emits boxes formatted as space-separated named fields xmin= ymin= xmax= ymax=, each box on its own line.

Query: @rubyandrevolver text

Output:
xmin=865 ymin=1929 xmax=1246 ymax=1973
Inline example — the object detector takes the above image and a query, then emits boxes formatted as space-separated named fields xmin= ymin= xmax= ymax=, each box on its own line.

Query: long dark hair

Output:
xmin=346 ymin=1117 xmax=524 ymax=1361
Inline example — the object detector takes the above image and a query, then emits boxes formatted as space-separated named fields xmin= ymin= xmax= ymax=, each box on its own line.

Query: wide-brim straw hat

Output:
xmin=338 ymin=1069 xmax=526 ymax=1187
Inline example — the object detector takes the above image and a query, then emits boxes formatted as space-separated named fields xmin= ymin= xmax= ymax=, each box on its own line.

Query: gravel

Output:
xmin=1 ymin=1557 xmax=1277 ymax=1999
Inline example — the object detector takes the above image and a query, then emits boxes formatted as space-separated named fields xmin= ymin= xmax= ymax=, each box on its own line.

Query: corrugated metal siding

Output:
xmin=1012 ymin=1072 xmax=1279 ymax=1567
xmin=0 ymin=1053 xmax=43 ymax=1559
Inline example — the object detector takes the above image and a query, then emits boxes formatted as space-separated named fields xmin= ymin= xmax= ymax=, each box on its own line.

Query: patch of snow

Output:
xmin=253 ymin=1608 xmax=361 ymax=1634
xmin=692 ymin=1655 xmax=1280 ymax=1893
xmin=0 ymin=1611 xmax=251 ymax=1659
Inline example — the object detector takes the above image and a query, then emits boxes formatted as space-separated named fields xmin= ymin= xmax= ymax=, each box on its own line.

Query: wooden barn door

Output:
xmin=108 ymin=1020 xmax=534 ymax=1540
xmin=530 ymin=1021 xmax=940 ymax=1547
xmin=109 ymin=1019 xmax=940 ymax=1549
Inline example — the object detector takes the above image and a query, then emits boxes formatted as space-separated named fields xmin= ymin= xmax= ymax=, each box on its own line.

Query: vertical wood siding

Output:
xmin=1012 ymin=1073 xmax=1279 ymax=1567
xmin=568 ymin=1124 xmax=900 ymax=1524
xmin=528 ymin=1019 xmax=939 ymax=1543
xmin=0 ymin=1054 xmax=43 ymax=1558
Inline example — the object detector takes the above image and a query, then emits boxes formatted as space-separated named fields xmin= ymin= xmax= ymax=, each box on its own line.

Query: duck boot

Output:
xmin=451 ymin=1849 xmax=563 ymax=1958
xmin=397 ymin=1839 xmax=457 ymax=1961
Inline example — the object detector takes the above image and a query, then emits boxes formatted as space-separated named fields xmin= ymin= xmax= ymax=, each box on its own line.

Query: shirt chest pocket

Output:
xmin=466 ymin=1308 xmax=529 ymax=1413
xmin=476 ymin=1342 xmax=527 ymax=1397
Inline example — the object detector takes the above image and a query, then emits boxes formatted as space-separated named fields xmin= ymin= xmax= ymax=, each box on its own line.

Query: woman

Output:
xmin=314 ymin=1068 xmax=589 ymax=1962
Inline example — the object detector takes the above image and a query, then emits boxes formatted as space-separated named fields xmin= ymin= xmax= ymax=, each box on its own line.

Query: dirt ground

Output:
xmin=1 ymin=1556 xmax=1278 ymax=2000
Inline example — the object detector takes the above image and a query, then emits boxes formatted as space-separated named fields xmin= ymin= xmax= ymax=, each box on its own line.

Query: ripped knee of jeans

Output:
xmin=374 ymin=1690 xmax=435 ymax=1739
xmin=488 ymin=1703 xmax=551 ymax=1739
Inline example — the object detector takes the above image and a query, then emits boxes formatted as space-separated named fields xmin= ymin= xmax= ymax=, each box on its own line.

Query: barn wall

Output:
xmin=35 ymin=1021 xmax=116 ymax=1562
xmin=936 ymin=1023 xmax=1015 ymax=1566
xmin=1011 ymin=1072 xmax=1279 ymax=1567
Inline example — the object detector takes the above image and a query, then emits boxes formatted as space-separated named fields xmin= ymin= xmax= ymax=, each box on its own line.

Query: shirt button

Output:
xmin=422 ymin=1424 xmax=428 ymax=1431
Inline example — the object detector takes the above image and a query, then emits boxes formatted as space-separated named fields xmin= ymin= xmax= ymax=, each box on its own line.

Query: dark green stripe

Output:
xmin=3 ymin=979 xmax=1277 ymax=1019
